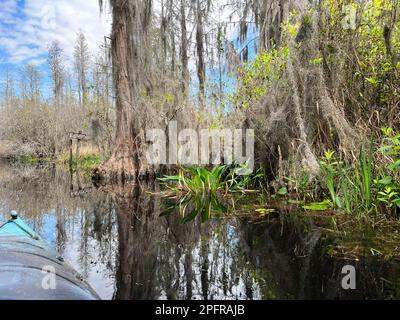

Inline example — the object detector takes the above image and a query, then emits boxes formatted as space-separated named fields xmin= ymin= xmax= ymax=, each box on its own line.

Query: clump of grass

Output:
xmin=18 ymin=155 xmax=56 ymax=164
xmin=158 ymin=163 xmax=265 ymax=222
xmin=58 ymin=144 xmax=103 ymax=173
xmin=159 ymin=165 xmax=229 ymax=195
xmin=159 ymin=162 xmax=265 ymax=195
xmin=161 ymin=192 xmax=227 ymax=223
xmin=75 ymin=154 xmax=102 ymax=172
xmin=319 ymin=149 xmax=342 ymax=208
xmin=311 ymin=128 xmax=400 ymax=216
xmin=17 ymin=143 xmax=103 ymax=173
xmin=158 ymin=166 xmax=230 ymax=222
xmin=359 ymin=143 xmax=374 ymax=208
xmin=316 ymin=146 xmax=375 ymax=214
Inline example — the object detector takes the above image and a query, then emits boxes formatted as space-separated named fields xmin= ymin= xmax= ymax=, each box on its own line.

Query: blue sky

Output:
xmin=0 ymin=0 xmax=111 ymax=97
xmin=0 ymin=0 xmax=256 ymax=101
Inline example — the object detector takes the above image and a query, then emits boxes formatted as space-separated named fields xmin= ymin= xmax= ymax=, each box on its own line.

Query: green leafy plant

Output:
xmin=158 ymin=165 xmax=228 ymax=195
xmin=159 ymin=162 xmax=265 ymax=196
xmin=376 ymin=127 xmax=400 ymax=211
xmin=319 ymin=149 xmax=342 ymax=207
xmin=379 ymin=127 xmax=400 ymax=170
xmin=377 ymin=186 xmax=399 ymax=208
xmin=303 ymin=200 xmax=332 ymax=211
xmin=318 ymin=144 xmax=376 ymax=214
xmin=158 ymin=163 xmax=265 ymax=222
xmin=160 ymin=192 xmax=227 ymax=223
xmin=359 ymin=143 xmax=374 ymax=208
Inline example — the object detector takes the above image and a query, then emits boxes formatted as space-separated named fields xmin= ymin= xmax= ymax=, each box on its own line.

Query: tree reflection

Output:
xmin=110 ymin=183 xmax=265 ymax=300
xmin=111 ymin=184 xmax=400 ymax=300
xmin=0 ymin=162 xmax=118 ymax=299
xmin=1 ymin=162 xmax=400 ymax=300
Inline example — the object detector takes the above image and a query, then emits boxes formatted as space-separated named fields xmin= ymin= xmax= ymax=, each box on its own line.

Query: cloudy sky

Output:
xmin=0 ymin=0 xmax=111 ymax=72
xmin=0 ymin=0 xmax=245 ymax=98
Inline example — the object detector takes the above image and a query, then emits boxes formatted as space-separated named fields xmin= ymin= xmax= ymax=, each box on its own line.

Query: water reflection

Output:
xmin=0 ymin=162 xmax=117 ymax=299
xmin=0 ymin=162 xmax=399 ymax=300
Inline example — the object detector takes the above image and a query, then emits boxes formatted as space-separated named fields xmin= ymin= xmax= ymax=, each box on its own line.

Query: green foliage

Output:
xmin=233 ymin=46 xmax=289 ymax=109
xmin=375 ymin=127 xmax=400 ymax=210
xmin=159 ymin=163 xmax=265 ymax=222
xmin=359 ymin=144 xmax=374 ymax=207
xmin=303 ymin=200 xmax=332 ymax=211
xmin=379 ymin=127 xmax=400 ymax=164
xmin=322 ymin=0 xmax=400 ymax=107
xmin=377 ymin=186 xmax=399 ymax=208
xmin=159 ymin=166 xmax=228 ymax=195
xmin=314 ymin=129 xmax=400 ymax=215
xmin=319 ymin=149 xmax=342 ymax=207
xmin=160 ymin=192 xmax=227 ymax=223
xmin=276 ymin=186 xmax=288 ymax=196
xmin=75 ymin=154 xmax=102 ymax=172
xmin=225 ymin=163 xmax=266 ymax=192
xmin=159 ymin=162 xmax=265 ymax=195
xmin=317 ymin=145 xmax=375 ymax=214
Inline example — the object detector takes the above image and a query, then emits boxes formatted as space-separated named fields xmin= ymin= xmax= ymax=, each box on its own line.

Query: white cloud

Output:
xmin=0 ymin=0 xmax=19 ymax=23
xmin=0 ymin=0 xmax=111 ymax=67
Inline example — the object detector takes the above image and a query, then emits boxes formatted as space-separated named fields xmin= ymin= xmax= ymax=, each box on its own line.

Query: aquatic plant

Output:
xmin=316 ymin=145 xmax=376 ymax=214
xmin=159 ymin=162 xmax=265 ymax=195
xmin=376 ymin=127 xmax=400 ymax=211
xmin=160 ymin=192 xmax=227 ymax=223
xmin=158 ymin=163 xmax=266 ymax=222
xmin=312 ymin=129 xmax=400 ymax=216
xmin=359 ymin=144 xmax=374 ymax=208
xmin=319 ymin=149 xmax=342 ymax=208
xmin=159 ymin=165 xmax=228 ymax=195
xmin=303 ymin=200 xmax=332 ymax=211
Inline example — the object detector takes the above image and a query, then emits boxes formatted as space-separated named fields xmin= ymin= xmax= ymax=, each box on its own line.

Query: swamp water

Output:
xmin=0 ymin=161 xmax=399 ymax=300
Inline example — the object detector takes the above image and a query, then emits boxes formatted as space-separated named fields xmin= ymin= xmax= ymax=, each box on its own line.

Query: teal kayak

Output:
xmin=0 ymin=213 xmax=100 ymax=300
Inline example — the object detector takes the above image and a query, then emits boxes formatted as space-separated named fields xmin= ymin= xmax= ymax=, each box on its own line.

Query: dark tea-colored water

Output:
xmin=0 ymin=162 xmax=399 ymax=300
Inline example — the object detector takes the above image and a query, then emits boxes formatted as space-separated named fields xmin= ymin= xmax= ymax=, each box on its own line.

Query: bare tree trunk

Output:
xmin=74 ymin=31 xmax=90 ymax=107
xmin=95 ymin=0 xmax=158 ymax=183
xmin=196 ymin=0 xmax=206 ymax=110
xmin=94 ymin=1 xmax=138 ymax=182
xmin=161 ymin=0 xmax=168 ymax=76
xmin=48 ymin=41 xmax=65 ymax=155
xmin=180 ymin=0 xmax=189 ymax=101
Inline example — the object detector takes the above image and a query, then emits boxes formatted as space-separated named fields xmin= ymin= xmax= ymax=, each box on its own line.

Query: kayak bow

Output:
xmin=0 ymin=213 xmax=100 ymax=300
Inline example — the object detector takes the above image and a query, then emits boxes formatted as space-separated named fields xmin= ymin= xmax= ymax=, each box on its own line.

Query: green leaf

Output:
xmin=309 ymin=57 xmax=323 ymax=65
xmin=388 ymin=160 xmax=400 ymax=171
xmin=377 ymin=176 xmax=393 ymax=185
xmin=303 ymin=200 xmax=332 ymax=211
xmin=365 ymin=77 xmax=380 ymax=85
xmin=255 ymin=208 xmax=276 ymax=214
xmin=158 ymin=175 xmax=182 ymax=182
xmin=277 ymin=186 xmax=288 ymax=196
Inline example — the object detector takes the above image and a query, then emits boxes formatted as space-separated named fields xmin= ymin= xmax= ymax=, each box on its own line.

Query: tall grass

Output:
xmin=159 ymin=163 xmax=265 ymax=195
xmin=159 ymin=129 xmax=399 ymax=220
xmin=158 ymin=166 xmax=228 ymax=195
xmin=319 ymin=149 xmax=341 ymax=207
xmin=158 ymin=163 xmax=265 ymax=222
xmin=317 ymin=133 xmax=399 ymax=216
xmin=318 ymin=146 xmax=375 ymax=214
xmin=359 ymin=143 xmax=374 ymax=208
